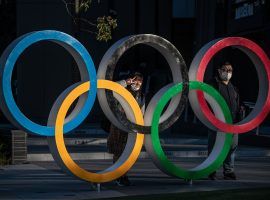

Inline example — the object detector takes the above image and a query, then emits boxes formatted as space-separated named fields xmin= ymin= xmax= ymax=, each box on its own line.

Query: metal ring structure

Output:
xmin=0 ymin=31 xmax=269 ymax=184
xmin=189 ymin=37 xmax=270 ymax=133
xmin=47 ymin=80 xmax=144 ymax=183
xmin=147 ymin=81 xmax=233 ymax=180
xmin=97 ymin=34 xmax=189 ymax=134
xmin=0 ymin=30 xmax=97 ymax=136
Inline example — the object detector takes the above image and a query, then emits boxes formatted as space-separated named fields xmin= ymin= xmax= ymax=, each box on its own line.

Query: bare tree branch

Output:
xmin=80 ymin=28 xmax=97 ymax=35
xmin=62 ymin=0 xmax=96 ymax=26
xmin=61 ymin=0 xmax=117 ymax=42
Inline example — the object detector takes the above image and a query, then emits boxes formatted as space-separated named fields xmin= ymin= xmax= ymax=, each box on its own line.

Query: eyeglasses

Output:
xmin=220 ymin=68 xmax=233 ymax=73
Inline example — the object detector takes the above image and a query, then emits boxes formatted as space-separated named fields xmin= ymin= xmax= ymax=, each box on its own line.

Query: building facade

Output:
xmin=0 ymin=0 xmax=269 ymax=130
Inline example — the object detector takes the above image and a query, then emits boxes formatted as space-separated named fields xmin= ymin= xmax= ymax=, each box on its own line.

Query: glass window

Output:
xmin=172 ymin=0 xmax=195 ymax=18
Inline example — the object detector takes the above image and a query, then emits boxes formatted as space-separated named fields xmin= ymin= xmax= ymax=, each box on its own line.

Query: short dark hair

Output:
xmin=219 ymin=62 xmax=233 ymax=70
xmin=133 ymin=72 xmax=143 ymax=80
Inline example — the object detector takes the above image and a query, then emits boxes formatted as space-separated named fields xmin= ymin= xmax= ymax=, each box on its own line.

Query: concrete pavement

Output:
xmin=0 ymin=157 xmax=270 ymax=199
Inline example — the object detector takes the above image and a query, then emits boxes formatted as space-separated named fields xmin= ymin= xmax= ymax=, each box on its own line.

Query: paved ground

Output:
xmin=2 ymin=125 xmax=270 ymax=199
xmin=0 ymin=157 xmax=270 ymax=200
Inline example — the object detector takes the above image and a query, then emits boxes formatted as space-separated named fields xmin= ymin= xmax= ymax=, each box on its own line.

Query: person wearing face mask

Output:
xmin=107 ymin=72 xmax=145 ymax=186
xmin=207 ymin=62 xmax=245 ymax=181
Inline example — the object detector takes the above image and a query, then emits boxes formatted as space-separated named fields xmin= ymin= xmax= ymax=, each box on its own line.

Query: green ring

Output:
xmin=151 ymin=81 xmax=233 ymax=180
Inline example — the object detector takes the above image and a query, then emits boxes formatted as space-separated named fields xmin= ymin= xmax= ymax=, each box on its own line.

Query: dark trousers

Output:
xmin=208 ymin=129 xmax=238 ymax=173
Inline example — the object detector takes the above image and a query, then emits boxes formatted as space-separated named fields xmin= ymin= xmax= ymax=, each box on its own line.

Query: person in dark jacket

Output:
xmin=107 ymin=72 xmax=145 ymax=186
xmin=208 ymin=62 xmax=245 ymax=180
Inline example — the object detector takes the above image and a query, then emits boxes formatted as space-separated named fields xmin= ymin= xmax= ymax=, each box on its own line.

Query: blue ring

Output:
xmin=0 ymin=30 xmax=97 ymax=136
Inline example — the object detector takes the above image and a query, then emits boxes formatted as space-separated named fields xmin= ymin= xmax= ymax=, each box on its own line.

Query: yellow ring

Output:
xmin=55 ymin=79 xmax=144 ymax=183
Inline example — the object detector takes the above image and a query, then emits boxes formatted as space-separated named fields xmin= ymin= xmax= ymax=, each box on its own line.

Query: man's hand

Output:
xmin=126 ymin=76 xmax=136 ymax=85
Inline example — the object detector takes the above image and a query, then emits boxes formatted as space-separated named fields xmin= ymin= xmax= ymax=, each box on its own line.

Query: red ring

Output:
xmin=196 ymin=37 xmax=270 ymax=133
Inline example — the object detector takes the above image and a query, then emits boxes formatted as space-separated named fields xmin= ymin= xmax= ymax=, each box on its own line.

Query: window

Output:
xmin=172 ymin=0 xmax=195 ymax=18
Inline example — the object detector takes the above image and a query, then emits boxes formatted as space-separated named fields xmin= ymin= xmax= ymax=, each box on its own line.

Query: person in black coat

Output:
xmin=107 ymin=72 xmax=145 ymax=186
xmin=208 ymin=62 xmax=245 ymax=180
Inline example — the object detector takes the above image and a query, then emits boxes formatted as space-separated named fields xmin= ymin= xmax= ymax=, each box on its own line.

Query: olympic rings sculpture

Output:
xmin=0 ymin=30 xmax=269 ymax=183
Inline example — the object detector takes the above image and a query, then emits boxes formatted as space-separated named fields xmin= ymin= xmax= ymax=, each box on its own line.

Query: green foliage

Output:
xmin=62 ymin=0 xmax=118 ymax=42
xmin=97 ymin=16 xmax=117 ymax=42
xmin=78 ymin=0 xmax=92 ymax=12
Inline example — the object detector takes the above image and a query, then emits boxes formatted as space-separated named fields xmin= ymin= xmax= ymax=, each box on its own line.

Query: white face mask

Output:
xmin=131 ymin=84 xmax=141 ymax=91
xmin=227 ymin=72 xmax=232 ymax=80
xmin=219 ymin=71 xmax=232 ymax=81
